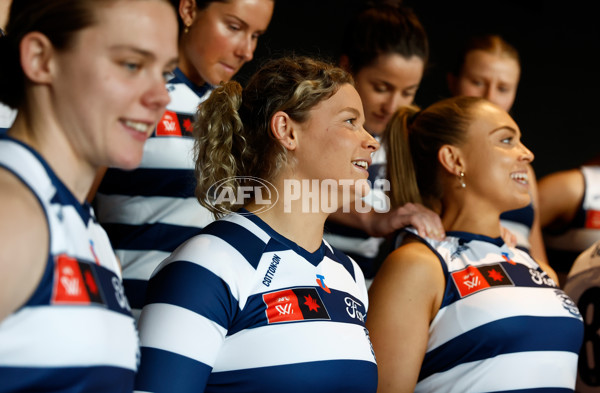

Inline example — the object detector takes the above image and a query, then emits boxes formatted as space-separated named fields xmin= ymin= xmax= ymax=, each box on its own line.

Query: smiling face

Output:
xmin=293 ymin=84 xmax=380 ymax=202
xmin=51 ymin=0 xmax=179 ymax=170
xmin=459 ymin=101 xmax=533 ymax=212
xmin=450 ymin=50 xmax=520 ymax=112
xmin=179 ymin=0 xmax=273 ymax=86
xmin=353 ymin=53 xmax=424 ymax=136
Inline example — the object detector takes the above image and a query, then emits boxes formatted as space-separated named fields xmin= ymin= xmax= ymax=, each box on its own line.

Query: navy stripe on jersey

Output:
xmin=124 ymin=278 xmax=147 ymax=311
xmin=419 ymin=315 xmax=584 ymax=381
xmin=102 ymin=222 xmax=202 ymax=252
xmin=228 ymin=287 xmax=367 ymax=336
xmin=326 ymin=245 xmax=357 ymax=282
xmin=98 ymin=167 xmax=196 ymax=197
xmin=136 ymin=347 xmax=210 ymax=393
xmin=202 ymin=220 xmax=266 ymax=269
xmin=0 ymin=366 xmax=135 ymax=393
xmin=208 ymin=359 xmax=378 ymax=393
xmin=500 ymin=203 xmax=534 ymax=228
xmin=146 ymin=261 xmax=238 ymax=328
xmin=171 ymin=68 xmax=213 ymax=99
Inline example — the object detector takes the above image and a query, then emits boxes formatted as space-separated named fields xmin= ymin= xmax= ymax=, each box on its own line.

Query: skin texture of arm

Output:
xmin=366 ymin=240 xmax=445 ymax=393
xmin=538 ymin=168 xmax=584 ymax=230
xmin=0 ymin=169 xmax=48 ymax=322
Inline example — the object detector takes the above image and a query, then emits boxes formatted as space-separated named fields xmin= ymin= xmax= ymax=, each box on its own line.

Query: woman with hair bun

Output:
xmin=135 ymin=56 xmax=380 ymax=393
xmin=0 ymin=0 xmax=178 ymax=391
xmin=367 ymin=96 xmax=583 ymax=392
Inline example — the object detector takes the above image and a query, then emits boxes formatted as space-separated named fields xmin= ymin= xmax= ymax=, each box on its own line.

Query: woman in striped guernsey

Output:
xmin=135 ymin=56 xmax=380 ymax=392
xmin=0 ymin=0 xmax=178 ymax=392
xmin=367 ymin=96 xmax=583 ymax=392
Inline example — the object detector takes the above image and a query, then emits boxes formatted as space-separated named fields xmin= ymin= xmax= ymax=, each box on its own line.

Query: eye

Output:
xmin=162 ymin=70 xmax=175 ymax=83
xmin=501 ymin=136 xmax=514 ymax=144
xmin=228 ymin=24 xmax=242 ymax=32
xmin=373 ymin=83 xmax=388 ymax=93
xmin=345 ymin=118 xmax=357 ymax=126
xmin=122 ymin=61 xmax=141 ymax=73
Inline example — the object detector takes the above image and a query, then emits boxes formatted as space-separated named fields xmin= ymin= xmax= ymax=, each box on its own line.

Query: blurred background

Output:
xmin=236 ymin=0 xmax=600 ymax=179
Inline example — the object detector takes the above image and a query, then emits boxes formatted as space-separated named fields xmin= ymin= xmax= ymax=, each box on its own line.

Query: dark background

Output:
xmin=236 ymin=0 xmax=600 ymax=179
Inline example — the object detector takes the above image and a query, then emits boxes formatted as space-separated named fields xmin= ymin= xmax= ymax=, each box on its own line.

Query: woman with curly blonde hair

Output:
xmin=135 ymin=56 xmax=380 ymax=392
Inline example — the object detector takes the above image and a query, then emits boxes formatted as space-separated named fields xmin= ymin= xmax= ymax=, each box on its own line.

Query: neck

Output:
xmin=9 ymin=98 xmax=96 ymax=204
xmin=441 ymin=193 xmax=503 ymax=238
xmin=245 ymin=175 xmax=331 ymax=252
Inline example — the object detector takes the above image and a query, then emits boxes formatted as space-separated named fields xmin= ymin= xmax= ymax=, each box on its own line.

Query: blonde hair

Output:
xmin=194 ymin=56 xmax=353 ymax=217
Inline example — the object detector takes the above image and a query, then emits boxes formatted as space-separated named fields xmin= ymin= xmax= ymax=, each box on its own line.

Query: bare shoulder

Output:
xmin=0 ymin=168 xmax=49 ymax=321
xmin=369 ymin=239 xmax=445 ymax=318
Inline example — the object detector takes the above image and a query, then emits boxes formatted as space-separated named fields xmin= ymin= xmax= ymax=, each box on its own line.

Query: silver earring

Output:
xmin=459 ymin=171 xmax=466 ymax=188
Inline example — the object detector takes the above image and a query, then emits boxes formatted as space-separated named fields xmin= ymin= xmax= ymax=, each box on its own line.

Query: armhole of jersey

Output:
xmin=0 ymin=163 xmax=54 ymax=309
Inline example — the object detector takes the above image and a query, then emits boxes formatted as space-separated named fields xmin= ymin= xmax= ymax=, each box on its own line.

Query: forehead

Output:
xmin=203 ymin=0 xmax=274 ymax=29
xmin=307 ymin=84 xmax=363 ymax=118
xmin=462 ymin=50 xmax=520 ymax=81
xmin=356 ymin=53 xmax=424 ymax=86
xmin=468 ymin=101 xmax=519 ymax=135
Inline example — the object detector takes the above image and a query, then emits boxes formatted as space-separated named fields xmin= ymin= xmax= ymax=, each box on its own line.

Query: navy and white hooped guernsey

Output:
xmin=401 ymin=229 xmax=583 ymax=393
xmin=545 ymin=165 xmax=600 ymax=272
xmin=0 ymin=136 xmax=138 ymax=392
xmin=134 ymin=210 xmax=378 ymax=393
xmin=94 ymin=68 xmax=214 ymax=319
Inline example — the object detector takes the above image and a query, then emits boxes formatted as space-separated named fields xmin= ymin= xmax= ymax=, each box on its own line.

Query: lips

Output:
xmin=352 ymin=160 xmax=370 ymax=171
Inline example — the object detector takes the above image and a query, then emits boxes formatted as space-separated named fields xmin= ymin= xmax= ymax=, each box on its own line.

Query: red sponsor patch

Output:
xmin=263 ymin=289 xmax=304 ymax=323
xmin=451 ymin=263 xmax=514 ymax=298
xmin=52 ymin=254 xmax=105 ymax=305
xmin=585 ymin=210 xmax=600 ymax=229
xmin=263 ymin=287 xmax=330 ymax=324
xmin=52 ymin=255 xmax=91 ymax=304
xmin=451 ymin=266 xmax=490 ymax=298
xmin=156 ymin=110 xmax=182 ymax=136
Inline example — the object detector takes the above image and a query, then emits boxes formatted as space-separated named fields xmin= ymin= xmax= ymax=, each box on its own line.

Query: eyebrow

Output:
xmin=110 ymin=46 xmax=179 ymax=67
xmin=225 ymin=14 xmax=267 ymax=34
xmin=340 ymin=107 xmax=361 ymax=117
xmin=489 ymin=126 xmax=520 ymax=136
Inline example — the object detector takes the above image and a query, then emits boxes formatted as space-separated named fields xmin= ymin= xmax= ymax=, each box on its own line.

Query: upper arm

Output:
xmin=0 ymin=169 xmax=48 ymax=322
xmin=367 ymin=242 xmax=445 ymax=393
xmin=538 ymin=169 xmax=584 ymax=229
xmin=135 ymin=251 xmax=236 ymax=392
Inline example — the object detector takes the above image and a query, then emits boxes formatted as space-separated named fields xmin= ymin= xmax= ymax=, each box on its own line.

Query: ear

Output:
xmin=179 ymin=0 xmax=197 ymax=28
xmin=438 ymin=144 xmax=465 ymax=176
xmin=20 ymin=32 xmax=54 ymax=84
xmin=270 ymin=111 xmax=296 ymax=151
xmin=338 ymin=55 xmax=351 ymax=72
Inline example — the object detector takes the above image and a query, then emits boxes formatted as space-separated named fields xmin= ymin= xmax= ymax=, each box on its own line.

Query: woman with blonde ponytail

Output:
xmin=367 ymin=96 xmax=583 ymax=392
xmin=135 ymin=56 xmax=380 ymax=393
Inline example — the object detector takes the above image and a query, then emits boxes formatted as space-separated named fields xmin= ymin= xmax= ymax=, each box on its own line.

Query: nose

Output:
xmin=235 ymin=35 xmax=255 ymax=63
xmin=362 ymin=127 xmax=380 ymax=152
xmin=519 ymin=142 xmax=534 ymax=163
xmin=142 ymin=75 xmax=171 ymax=111
xmin=382 ymin=92 xmax=403 ymax=115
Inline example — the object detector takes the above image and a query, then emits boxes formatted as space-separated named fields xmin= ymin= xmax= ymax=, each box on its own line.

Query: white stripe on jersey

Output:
xmin=416 ymin=351 xmax=578 ymax=393
xmin=429 ymin=286 xmax=577 ymax=351
xmin=0 ymin=306 xmax=138 ymax=370
xmin=220 ymin=213 xmax=273 ymax=244
xmin=138 ymin=303 xmax=226 ymax=366
xmin=139 ymin=137 xmax=195 ymax=169
xmin=117 ymin=250 xmax=170 ymax=278
xmin=95 ymin=194 xmax=212 ymax=227
xmin=212 ymin=321 xmax=373 ymax=372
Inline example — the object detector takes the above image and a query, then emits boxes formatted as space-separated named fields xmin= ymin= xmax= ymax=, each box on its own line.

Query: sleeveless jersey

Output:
xmin=0 ymin=136 xmax=138 ymax=393
xmin=500 ymin=202 xmax=535 ymax=252
xmin=403 ymin=230 xmax=583 ymax=392
xmin=564 ymin=240 xmax=600 ymax=393
xmin=545 ymin=166 xmax=600 ymax=272
xmin=324 ymin=139 xmax=390 ymax=283
xmin=134 ymin=210 xmax=378 ymax=393
xmin=0 ymin=104 xmax=16 ymax=133
xmin=94 ymin=68 xmax=214 ymax=319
